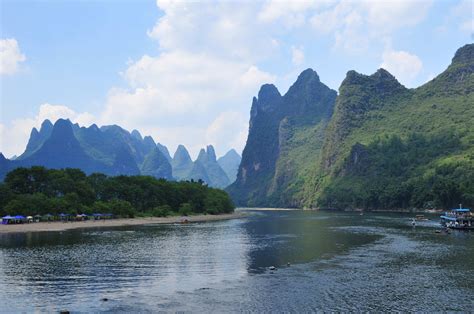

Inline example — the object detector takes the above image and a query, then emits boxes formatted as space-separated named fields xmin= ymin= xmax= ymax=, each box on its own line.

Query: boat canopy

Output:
xmin=452 ymin=208 xmax=470 ymax=212
xmin=440 ymin=215 xmax=457 ymax=221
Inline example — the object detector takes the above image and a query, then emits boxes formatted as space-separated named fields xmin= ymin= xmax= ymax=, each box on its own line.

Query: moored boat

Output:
xmin=440 ymin=206 xmax=473 ymax=230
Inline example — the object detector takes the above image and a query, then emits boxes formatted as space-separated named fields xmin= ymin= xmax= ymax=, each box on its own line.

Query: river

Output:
xmin=0 ymin=209 xmax=473 ymax=312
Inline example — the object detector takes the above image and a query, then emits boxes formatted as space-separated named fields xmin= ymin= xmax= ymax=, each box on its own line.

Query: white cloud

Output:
xmin=291 ymin=46 xmax=305 ymax=65
xmin=380 ymin=48 xmax=423 ymax=87
xmin=100 ymin=51 xmax=274 ymax=132
xmin=100 ymin=1 xmax=279 ymax=156
xmin=451 ymin=0 xmax=473 ymax=34
xmin=258 ymin=0 xmax=331 ymax=27
xmin=0 ymin=38 xmax=26 ymax=75
xmin=149 ymin=1 xmax=276 ymax=61
xmin=0 ymin=104 xmax=95 ymax=158
xmin=362 ymin=0 xmax=432 ymax=33
xmin=310 ymin=0 xmax=432 ymax=53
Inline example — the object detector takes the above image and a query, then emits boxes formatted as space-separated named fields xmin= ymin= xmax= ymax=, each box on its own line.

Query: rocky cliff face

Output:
xmin=227 ymin=68 xmax=337 ymax=207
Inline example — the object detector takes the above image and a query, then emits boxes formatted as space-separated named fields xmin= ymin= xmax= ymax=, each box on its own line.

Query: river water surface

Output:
xmin=0 ymin=210 xmax=473 ymax=312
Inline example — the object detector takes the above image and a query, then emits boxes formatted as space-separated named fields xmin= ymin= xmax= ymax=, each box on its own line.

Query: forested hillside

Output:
xmin=229 ymin=43 xmax=473 ymax=210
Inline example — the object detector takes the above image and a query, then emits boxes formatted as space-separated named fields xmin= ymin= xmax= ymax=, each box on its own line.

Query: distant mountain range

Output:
xmin=228 ymin=43 xmax=473 ymax=210
xmin=0 ymin=119 xmax=241 ymax=188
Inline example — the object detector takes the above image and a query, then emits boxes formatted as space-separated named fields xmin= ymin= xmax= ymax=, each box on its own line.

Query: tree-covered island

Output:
xmin=0 ymin=166 xmax=235 ymax=218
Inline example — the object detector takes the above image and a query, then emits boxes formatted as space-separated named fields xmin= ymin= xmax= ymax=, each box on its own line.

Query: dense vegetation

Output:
xmin=229 ymin=43 xmax=473 ymax=211
xmin=318 ymin=133 xmax=473 ymax=209
xmin=0 ymin=167 xmax=235 ymax=217
xmin=311 ymin=44 xmax=473 ymax=210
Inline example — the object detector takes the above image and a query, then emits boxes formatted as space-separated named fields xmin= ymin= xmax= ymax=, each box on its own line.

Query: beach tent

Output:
xmin=26 ymin=216 xmax=33 ymax=223
xmin=2 ymin=215 xmax=14 ymax=224
xmin=76 ymin=214 xmax=87 ymax=221
xmin=92 ymin=213 xmax=103 ymax=220
xmin=42 ymin=213 xmax=54 ymax=222
xmin=59 ymin=213 xmax=70 ymax=221
xmin=14 ymin=215 xmax=26 ymax=224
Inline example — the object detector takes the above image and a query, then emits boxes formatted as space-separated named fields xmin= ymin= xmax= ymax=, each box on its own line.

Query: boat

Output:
xmin=440 ymin=205 xmax=473 ymax=230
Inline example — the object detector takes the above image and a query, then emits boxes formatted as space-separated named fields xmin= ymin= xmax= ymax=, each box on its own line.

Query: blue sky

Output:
xmin=1 ymin=0 xmax=472 ymax=158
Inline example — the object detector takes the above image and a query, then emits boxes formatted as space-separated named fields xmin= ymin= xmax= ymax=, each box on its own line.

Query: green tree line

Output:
xmin=318 ymin=133 xmax=473 ymax=210
xmin=0 ymin=167 xmax=235 ymax=217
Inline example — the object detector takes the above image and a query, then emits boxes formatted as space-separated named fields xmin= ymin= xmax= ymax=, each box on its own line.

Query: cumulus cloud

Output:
xmin=363 ymin=0 xmax=432 ymax=33
xmin=310 ymin=0 xmax=432 ymax=53
xmin=258 ymin=0 xmax=329 ymax=27
xmin=380 ymin=48 xmax=423 ymax=87
xmin=148 ymin=1 xmax=275 ymax=61
xmin=100 ymin=1 xmax=278 ymax=156
xmin=0 ymin=38 xmax=26 ymax=75
xmin=0 ymin=104 xmax=95 ymax=158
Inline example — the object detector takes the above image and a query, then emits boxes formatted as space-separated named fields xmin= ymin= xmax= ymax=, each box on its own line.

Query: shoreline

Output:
xmin=0 ymin=212 xmax=247 ymax=234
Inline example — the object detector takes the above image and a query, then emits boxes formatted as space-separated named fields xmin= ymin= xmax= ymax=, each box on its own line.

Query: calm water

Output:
xmin=0 ymin=210 xmax=473 ymax=312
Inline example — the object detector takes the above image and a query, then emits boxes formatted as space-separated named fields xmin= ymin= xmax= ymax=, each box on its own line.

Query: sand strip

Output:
xmin=0 ymin=212 xmax=247 ymax=234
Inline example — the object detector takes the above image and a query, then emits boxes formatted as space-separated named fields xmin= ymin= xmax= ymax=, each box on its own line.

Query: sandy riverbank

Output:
xmin=0 ymin=212 xmax=247 ymax=234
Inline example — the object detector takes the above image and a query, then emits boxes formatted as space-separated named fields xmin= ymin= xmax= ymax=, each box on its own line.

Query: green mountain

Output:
xmin=156 ymin=143 xmax=172 ymax=162
xmin=171 ymin=144 xmax=194 ymax=180
xmin=188 ymin=145 xmax=230 ymax=188
xmin=229 ymin=43 xmax=473 ymax=210
xmin=0 ymin=119 xmax=172 ymax=180
xmin=217 ymin=149 xmax=241 ymax=183
xmin=1 ymin=119 xmax=240 ymax=186
xmin=17 ymin=119 xmax=53 ymax=159
xmin=141 ymin=147 xmax=173 ymax=179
